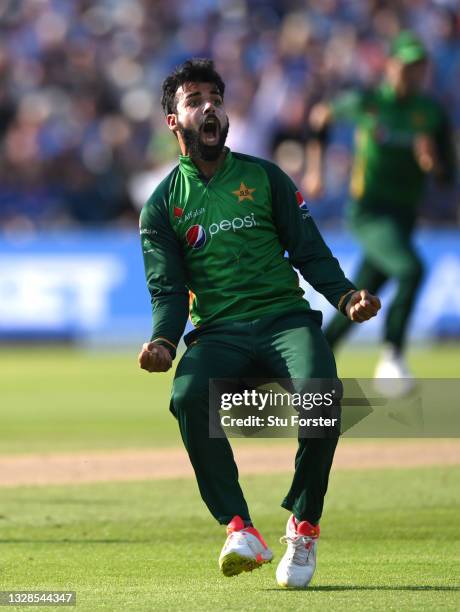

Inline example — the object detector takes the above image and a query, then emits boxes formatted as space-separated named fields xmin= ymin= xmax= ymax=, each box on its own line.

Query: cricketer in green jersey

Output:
xmin=138 ymin=59 xmax=380 ymax=585
xmin=305 ymin=31 xmax=456 ymax=394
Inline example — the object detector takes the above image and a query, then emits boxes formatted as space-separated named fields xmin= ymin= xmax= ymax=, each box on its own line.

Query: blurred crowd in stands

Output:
xmin=0 ymin=0 xmax=459 ymax=232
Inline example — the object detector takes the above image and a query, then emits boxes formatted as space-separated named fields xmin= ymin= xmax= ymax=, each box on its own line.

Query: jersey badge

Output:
xmin=232 ymin=182 xmax=256 ymax=202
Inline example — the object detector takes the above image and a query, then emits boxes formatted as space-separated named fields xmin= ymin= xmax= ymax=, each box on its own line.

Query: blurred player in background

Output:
xmin=305 ymin=31 xmax=457 ymax=393
xmin=138 ymin=59 xmax=380 ymax=587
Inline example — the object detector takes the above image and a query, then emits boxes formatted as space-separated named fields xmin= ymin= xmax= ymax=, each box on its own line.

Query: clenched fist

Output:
xmin=346 ymin=290 xmax=381 ymax=323
xmin=138 ymin=342 xmax=172 ymax=373
xmin=414 ymin=134 xmax=438 ymax=173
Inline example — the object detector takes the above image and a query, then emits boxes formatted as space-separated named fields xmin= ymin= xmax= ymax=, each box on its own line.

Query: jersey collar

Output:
xmin=178 ymin=147 xmax=233 ymax=181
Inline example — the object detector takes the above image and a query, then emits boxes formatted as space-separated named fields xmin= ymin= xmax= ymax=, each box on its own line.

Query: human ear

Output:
xmin=166 ymin=113 xmax=178 ymax=133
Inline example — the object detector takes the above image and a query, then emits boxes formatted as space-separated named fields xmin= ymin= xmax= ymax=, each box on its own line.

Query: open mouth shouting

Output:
xmin=179 ymin=113 xmax=229 ymax=161
xmin=200 ymin=116 xmax=221 ymax=146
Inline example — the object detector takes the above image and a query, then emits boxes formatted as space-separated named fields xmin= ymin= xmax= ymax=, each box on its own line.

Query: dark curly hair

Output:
xmin=161 ymin=58 xmax=225 ymax=116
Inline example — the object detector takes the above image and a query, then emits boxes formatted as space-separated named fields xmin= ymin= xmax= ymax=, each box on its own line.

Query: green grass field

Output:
xmin=1 ymin=345 xmax=459 ymax=610
xmin=1 ymin=345 xmax=459 ymax=453
xmin=0 ymin=468 xmax=458 ymax=611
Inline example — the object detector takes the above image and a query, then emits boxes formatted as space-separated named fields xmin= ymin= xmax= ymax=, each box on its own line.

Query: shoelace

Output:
xmin=279 ymin=535 xmax=314 ymax=566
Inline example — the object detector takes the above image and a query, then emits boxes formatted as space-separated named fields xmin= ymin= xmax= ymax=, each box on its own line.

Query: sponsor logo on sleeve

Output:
xmin=295 ymin=190 xmax=310 ymax=218
xmin=142 ymin=237 xmax=156 ymax=254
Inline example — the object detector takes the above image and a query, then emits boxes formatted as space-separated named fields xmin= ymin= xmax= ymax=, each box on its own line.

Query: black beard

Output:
xmin=178 ymin=119 xmax=229 ymax=161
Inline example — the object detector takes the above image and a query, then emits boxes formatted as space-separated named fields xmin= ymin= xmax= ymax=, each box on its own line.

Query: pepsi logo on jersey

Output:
xmin=295 ymin=190 xmax=311 ymax=218
xmin=184 ymin=213 xmax=258 ymax=250
xmin=295 ymin=191 xmax=309 ymax=211
xmin=186 ymin=225 xmax=207 ymax=249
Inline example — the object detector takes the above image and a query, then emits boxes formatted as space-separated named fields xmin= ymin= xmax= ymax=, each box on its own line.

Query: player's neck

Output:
xmin=191 ymin=150 xmax=227 ymax=178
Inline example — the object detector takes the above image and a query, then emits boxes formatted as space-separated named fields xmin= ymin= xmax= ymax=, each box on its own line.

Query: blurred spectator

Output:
xmin=0 ymin=0 xmax=458 ymax=232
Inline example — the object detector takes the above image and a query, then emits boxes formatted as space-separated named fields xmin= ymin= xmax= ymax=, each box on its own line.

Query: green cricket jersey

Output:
xmin=140 ymin=149 xmax=355 ymax=357
xmin=331 ymin=83 xmax=456 ymax=216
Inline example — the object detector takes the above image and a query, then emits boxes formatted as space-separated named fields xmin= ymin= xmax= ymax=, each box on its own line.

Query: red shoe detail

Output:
xmin=255 ymin=552 xmax=263 ymax=563
xmin=296 ymin=520 xmax=320 ymax=539
xmin=226 ymin=516 xmax=268 ymax=550
xmin=226 ymin=515 xmax=245 ymax=535
xmin=244 ymin=526 xmax=268 ymax=549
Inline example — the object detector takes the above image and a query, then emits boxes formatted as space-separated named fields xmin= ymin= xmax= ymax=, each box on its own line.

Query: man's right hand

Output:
xmin=138 ymin=342 xmax=172 ymax=373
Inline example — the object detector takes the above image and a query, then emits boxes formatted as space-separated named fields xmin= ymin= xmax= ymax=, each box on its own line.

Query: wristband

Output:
xmin=338 ymin=289 xmax=356 ymax=315
xmin=151 ymin=337 xmax=177 ymax=359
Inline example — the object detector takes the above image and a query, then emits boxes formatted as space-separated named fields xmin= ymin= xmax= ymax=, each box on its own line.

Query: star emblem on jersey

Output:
xmin=232 ymin=182 xmax=256 ymax=202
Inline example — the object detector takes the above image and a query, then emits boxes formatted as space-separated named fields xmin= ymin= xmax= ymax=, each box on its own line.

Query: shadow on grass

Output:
xmin=265 ymin=585 xmax=459 ymax=592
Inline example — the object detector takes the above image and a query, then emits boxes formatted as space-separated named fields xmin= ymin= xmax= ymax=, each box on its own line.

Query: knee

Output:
xmin=398 ymin=256 xmax=424 ymax=287
xmin=172 ymin=377 xmax=208 ymax=418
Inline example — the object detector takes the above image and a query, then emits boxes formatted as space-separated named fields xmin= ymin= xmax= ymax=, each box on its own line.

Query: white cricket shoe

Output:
xmin=374 ymin=345 xmax=416 ymax=397
xmin=276 ymin=515 xmax=320 ymax=588
xmin=219 ymin=515 xmax=273 ymax=577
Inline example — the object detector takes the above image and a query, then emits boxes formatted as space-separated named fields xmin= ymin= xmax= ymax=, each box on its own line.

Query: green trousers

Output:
xmin=326 ymin=211 xmax=424 ymax=351
xmin=171 ymin=310 xmax=338 ymax=525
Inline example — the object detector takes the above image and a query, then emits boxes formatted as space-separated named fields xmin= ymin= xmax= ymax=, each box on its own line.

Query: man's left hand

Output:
xmin=346 ymin=289 xmax=381 ymax=323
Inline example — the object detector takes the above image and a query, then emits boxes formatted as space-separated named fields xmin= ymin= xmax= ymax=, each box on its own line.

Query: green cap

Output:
xmin=390 ymin=31 xmax=427 ymax=64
